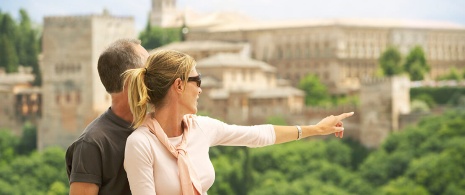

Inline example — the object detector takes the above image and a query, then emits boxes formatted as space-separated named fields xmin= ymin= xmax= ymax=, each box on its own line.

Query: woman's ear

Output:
xmin=173 ymin=78 xmax=184 ymax=92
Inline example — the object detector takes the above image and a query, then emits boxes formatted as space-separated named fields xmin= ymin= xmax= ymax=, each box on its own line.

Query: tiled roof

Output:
xmin=197 ymin=53 xmax=276 ymax=72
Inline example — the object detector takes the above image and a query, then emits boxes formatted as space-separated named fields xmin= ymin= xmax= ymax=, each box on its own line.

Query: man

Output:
xmin=66 ymin=39 xmax=149 ymax=194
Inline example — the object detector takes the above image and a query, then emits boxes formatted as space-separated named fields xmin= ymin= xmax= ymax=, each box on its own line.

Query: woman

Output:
xmin=123 ymin=50 xmax=354 ymax=195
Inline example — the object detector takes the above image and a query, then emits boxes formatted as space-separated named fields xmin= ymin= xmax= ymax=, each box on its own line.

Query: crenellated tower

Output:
xmin=359 ymin=75 xmax=410 ymax=148
xmin=150 ymin=0 xmax=177 ymax=27
xmin=38 ymin=11 xmax=135 ymax=150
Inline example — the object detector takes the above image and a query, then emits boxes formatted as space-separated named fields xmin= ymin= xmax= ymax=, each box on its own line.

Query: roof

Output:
xmin=249 ymin=87 xmax=305 ymax=99
xmin=208 ymin=86 xmax=304 ymax=99
xmin=197 ymin=53 xmax=276 ymax=72
xmin=198 ymin=18 xmax=465 ymax=32
xmin=200 ymin=76 xmax=221 ymax=88
xmin=157 ymin=40 xmax=248 ymax=52
xmin=161 ymin=8 xmax=255 ymax=28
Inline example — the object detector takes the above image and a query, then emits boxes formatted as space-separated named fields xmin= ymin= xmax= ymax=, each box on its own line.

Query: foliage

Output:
xmin=0 ymin=146 xmax=68 ymax=195
xmin=139 ymin=21 xmax=182 ymax=50
xmin=331 ymin=94 xmax=359 ymax=107
xmin=379 ymin=46 xmax=404 ymax=76
xmin=249 ymin=140 xmax=376 ymax=195
xmin=359 ymin=109 xmax=465 ymax=194
xmin=381 ymin=177 xmax=430 ymax=195
xmin=410 ymin=99 xmax=430 ymax=113
xmin=411 ymin=87 xmax=465 ymax=106
xmin=403 ymin=46 xmax=430 ymax=81
xmin=265 ymin=115 xmax=288 ymax=125
xmin=1 ymin=110 xmax=465 ymax=194
xmin=16 ymin=121 xmax=37 ymax=155
xmin=0 ymin=9 xmax=41 ymax=85
xmin=436 ymin=68 xmax=463 ymax=81
xmin=0 ymin=129 xmax=19 ymax=164
xmin=298 ymin=74 xmax=331 ymax=106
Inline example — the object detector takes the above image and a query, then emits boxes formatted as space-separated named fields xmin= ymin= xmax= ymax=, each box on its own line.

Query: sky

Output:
xmin=1 ymin=0 xmax=465 ymax=31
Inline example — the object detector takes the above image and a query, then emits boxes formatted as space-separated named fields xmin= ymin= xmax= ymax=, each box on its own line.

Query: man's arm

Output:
xmin=69 ymin=182 xmax=99 ymax=195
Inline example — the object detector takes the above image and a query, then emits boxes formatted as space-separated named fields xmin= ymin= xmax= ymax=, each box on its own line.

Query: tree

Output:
xmin=0 ymin=10 xmax=41 ymax=84
xmin=379 ymin=46 xmax=403 ymax=76
xmin=298 ymin=74 xmax=330 ymax=106
xmin=265 ymin=115 xmax=288 ymax=125
xmin=437 ymin=68 xmax=462 ymax=81
xmin=0 ymin=13 xmax=19 ymax=73
xmin=0 ymin=129 xmax=19 ymax=164
xmin=359 ymin=110 xmax=465 ymax=194
xmin=16 ymin=122 xmax=37 ymax=155
xmin=18 ymin=9 xmax=41 ymax=85
xmin=403 ymin=46 xmax=430 ymax=81
xmin=381 ymin=177 xmax=430 ymax=195
xmin=139 ymin=21 xmax=182 ymax=50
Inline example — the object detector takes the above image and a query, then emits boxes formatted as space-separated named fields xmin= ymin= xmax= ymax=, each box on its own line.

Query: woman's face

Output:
xmin=182 ymin=68 xmax=202 ymax=114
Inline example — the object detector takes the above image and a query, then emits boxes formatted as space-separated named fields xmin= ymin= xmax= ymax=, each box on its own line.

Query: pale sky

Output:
xmin=1 ymin=0 xmax=465 ymax=31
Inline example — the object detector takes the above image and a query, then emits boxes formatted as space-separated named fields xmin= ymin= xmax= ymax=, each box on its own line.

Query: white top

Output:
xmin=124 ymin=116 xmax=276 ymax=195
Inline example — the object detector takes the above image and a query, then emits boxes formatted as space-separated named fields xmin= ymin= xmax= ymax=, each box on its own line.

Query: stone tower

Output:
xmin=359 ymin=75 xmax=410 ymax=148
xmin=38 ymin=11 xmax=135 ymax=150
xmin=150 ymin=0 xmax=177 ymax=27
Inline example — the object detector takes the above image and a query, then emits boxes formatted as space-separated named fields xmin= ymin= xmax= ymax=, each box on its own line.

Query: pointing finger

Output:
xmin=336 ymin=112 xmax=354 ymax=121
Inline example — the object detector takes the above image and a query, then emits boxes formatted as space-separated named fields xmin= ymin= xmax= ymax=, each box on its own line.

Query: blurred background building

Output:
xmin=1 ymin=0 xmax=464 ymax=149
xmin=38 ymin=11 xmax=136 ymax=149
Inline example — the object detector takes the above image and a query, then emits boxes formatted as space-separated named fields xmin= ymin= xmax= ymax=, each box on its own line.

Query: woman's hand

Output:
xmin=316 ymin=112 xmax=354 ymax=138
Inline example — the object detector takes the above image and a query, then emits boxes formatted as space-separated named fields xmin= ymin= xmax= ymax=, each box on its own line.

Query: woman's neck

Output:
xmin=153 ymin=106 xmax=185 ymax=138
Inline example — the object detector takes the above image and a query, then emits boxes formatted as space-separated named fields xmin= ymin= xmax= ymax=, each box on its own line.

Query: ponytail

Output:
xmin=123 ymin=68 xmax=150 ymax=128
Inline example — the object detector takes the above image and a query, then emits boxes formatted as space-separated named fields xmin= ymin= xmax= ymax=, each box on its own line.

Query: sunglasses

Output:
xmin=187 ymin=74 xmax=201 ymax=87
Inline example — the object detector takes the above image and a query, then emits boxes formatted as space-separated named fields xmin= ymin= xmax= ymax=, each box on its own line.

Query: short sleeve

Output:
xmin=66 ymin=141 xmax=103 ymax=186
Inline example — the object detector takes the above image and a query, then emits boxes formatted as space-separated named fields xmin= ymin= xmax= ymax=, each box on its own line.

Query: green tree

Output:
xmin=0 ymin=13 xmax=19 ymax=73
xmin=0 ymin=129 xmax=19 ymax=164
xmin=298 ymin=74 xmax=330 ymax=106
xmin=381 ymin=177 xmax=430 ymax=195
xmin=16 ymin=122 xmax=37 ymax=155
xmin=403 ymin=46 xmax=430 ymax=81
xmin=437 ymin=68 xmax=462 ymax=81
xmin=18 ymin=9 xmax=41 ymax=85
xmin=265 ymin=115 xmax=288 ymax=125
xmin=0 ymin=34 xmax=19 ymax=73
xmin=139 ymin=21 xmax=182 ymax=50
xmin=0 ymin=147 xmax=69 ymax=194
xmin=379 ymin=46 xmax=403 ymax=76
xmin=360 ymin=110 xmax=465 ymax=194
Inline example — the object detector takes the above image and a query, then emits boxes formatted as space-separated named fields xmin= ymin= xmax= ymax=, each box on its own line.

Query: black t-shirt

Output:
xmin=66 ymin=108 xmax=133 ymax=195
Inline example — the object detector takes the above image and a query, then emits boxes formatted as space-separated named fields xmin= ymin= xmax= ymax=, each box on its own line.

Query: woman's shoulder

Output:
xmin=192 ymin=115 xmax=226 ymax=127
xmin=127 ymin=126 xmax=152 ymax=143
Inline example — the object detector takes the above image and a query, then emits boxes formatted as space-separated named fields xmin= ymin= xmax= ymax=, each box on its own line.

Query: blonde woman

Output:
xmin=123 ymin=50 xmax=354 ymax=195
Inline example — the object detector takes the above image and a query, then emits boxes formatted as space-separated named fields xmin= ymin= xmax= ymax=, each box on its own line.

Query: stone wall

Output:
xmin=38 ymin=13 xmax=135 ymax=150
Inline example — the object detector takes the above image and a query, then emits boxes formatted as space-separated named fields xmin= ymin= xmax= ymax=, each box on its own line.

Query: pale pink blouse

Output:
xmin=124 ymin=116 xmax=276 ymax=195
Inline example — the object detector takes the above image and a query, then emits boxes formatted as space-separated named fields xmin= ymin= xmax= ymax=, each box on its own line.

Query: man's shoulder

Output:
xmin=69 ymin=112 xmax=118 ymax=147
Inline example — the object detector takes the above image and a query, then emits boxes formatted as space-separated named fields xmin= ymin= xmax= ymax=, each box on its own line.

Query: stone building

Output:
xmin=195 ymin=53 xmax=304 ymax=125
xmin=149 ymin=0 xmax=255 ymax=28
xmin=149 ymin=0 xmax=465 ymax=94
xmin=158 ymin=40 xmax=250 ymax=60
xmin=0 ymin=67 xmax=41 ymax=135
xmin=38 ymin=11 xmax=136 ymax=150
xmin=185 ymin=19 xmax=465 ymax=94
xmin=359 ymin=75 xmax=411 ymax=148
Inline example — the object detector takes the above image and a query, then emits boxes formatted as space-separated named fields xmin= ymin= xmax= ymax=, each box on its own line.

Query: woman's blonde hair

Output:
xmin=123 ymin=49 xmax=196 ymax=128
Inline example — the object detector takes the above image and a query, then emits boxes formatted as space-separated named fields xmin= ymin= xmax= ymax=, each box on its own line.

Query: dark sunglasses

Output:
xmin=187 ymin=74 xmax=201 ymax=87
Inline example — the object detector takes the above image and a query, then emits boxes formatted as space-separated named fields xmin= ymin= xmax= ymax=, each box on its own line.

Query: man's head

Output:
xmin=98 ymin=39 xmax=148 ymax=93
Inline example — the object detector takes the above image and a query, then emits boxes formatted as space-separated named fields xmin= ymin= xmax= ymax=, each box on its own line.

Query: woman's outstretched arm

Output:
xmin=274 ymin=112 xmax=354 ymax=144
